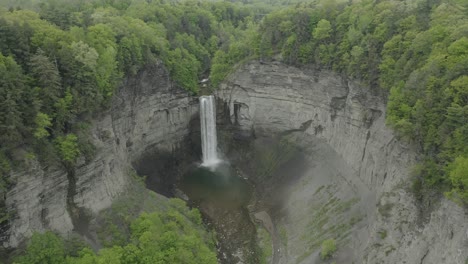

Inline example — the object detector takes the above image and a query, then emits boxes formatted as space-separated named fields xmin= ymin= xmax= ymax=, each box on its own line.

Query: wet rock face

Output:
xmin=216 ymin=61 xmax=468 ymax=264
xmin=3 ymin=62 xmax=199 ymax=248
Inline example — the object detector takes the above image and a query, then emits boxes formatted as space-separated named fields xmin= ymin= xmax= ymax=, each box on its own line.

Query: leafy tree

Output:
xmin=446 ymin=156 xmax=468 ymax=204
xmin=33 ymin=112 xmax=52 ymax=140
xmin=29 ymin=49 xmax=62 ymax=113
xmin=166 ymin=48 xmax=200 ymax=93
xmin=53 ymin=89 xmax=74 ymax=134
xmin=55 ymin=134 xmax=80 ymax=165
xmin=313 ymin=19 xmax=332 ymax=41
xmin=70 ymin=41 xmax=98 ymax=70
xmin=16 ymin=200 xmax=217 ymax=264
xmin=0 ymin=53 xmax=26 ymax=147
xmin=14 ymin=232 xmax=66 ymax=264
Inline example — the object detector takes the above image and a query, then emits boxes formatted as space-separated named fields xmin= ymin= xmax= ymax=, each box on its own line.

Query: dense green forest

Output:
xmin=245 ymin=0 xmax=468 ymax=204
xmin=0 ymin=0 xmax=467 ymax=260
xmin=14 ymin=198 xmax=217 ymax=264
xmin=0 ymin=0 xmax=267 ymax=193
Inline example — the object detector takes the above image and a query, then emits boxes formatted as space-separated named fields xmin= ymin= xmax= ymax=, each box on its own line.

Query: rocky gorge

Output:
xmin=2 ymin=61 xmax=199 ymax=249
xmin=216 ymin=61 xmax=468 ymax=264
xmin=3 ymin=60 xmax=468 ymax=264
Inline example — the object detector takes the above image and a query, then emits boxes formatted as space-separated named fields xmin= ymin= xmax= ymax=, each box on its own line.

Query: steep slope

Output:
xmin=3 ymin=62 xmax=199 ymax=248
xmin=217 ymin=60 xmax=468 ymax=264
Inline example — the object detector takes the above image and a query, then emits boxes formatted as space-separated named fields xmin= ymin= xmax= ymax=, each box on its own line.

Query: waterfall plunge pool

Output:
xmin=179 ymin=162 xmax=253 ymax=209
xmin=177 ymin=95 xmax=259 ymax=263
xmin=177 ymin=161 xmax=257 ymax=263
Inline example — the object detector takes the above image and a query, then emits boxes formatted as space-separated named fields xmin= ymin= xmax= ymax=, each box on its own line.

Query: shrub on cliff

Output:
xmin=446 ymin=156 xmax=468 ymax=204
xmin=320 ymin=238 xmax=336 ymax=260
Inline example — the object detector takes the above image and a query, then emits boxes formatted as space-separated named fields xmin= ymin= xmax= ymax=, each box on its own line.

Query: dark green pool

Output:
xmin=179 ymin=162 xmax=253 ymax=209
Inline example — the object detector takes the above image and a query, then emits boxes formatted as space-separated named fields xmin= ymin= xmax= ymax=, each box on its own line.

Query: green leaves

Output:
xmin=0 ymin=0 xmax=269 ymax=200
xmin=446 ymin=156 xmax=468 ymax=204
xmin=70 ymin=41 xmax=98 ymax=70
xmin=448 ymin=76 xmax=468 ymax=104
xmin=320 ymin=238 xmax=337 ymax=260
xmin=55 ymin=134 xmax=80 ymax=165
xmin=252 ymin=0 xmax=468 ymax=203
xmin=15 ymin=231 xmax=66 ymax=264
xmin=0 ymin=53 xmax=27 ymax=145
xmin=33 ymin=113 xmax=52 ymax=140
xmin=166 ymin=48 xmax=200 ymax=93
xmin=29 ymin=49 xmax=61 ymax=113
xmin=16 ymin=200 xmax=217 ymax=264
xmin=312 ymin=19 xmax=332 ymax=41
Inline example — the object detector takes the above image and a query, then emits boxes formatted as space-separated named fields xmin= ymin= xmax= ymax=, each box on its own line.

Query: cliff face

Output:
xmin=217 ymin=61 xmax=468 ymax=264
xmin=3 ymin=62 xmax=199 ymax=248
xmin=4 ymin=60 xmax=467 ymax=264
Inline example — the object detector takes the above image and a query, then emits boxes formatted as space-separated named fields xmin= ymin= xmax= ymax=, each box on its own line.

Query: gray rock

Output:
xmin=3 ymin=62 xmax=198 ymax=248
xmin=216 ymin=61 xmax=468 ymax=264
xmin=4 ymin=59 xmax=467 ymax=264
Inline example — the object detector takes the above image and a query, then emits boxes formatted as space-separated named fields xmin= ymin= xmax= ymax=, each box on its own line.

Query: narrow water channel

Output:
xmin=179 ymin=162 xmax=259 ymax=264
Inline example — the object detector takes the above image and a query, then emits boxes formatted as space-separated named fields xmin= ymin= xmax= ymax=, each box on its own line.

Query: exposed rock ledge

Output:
xmin=217 ymin=61 xmax=468 ymax=264
xmin=3 ymin=62 xmax=199 ymax=248
xmin=3 ymin=59 xmax=466 ymax=264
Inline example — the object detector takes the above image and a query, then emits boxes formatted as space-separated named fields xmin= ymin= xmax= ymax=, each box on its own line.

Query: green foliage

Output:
xmin=0 ymin=53 xmax=28 ymax=147
xmin=16 ymin=203 xmax=217 ymax=264
xmin=0 ymin=151 xmax=10 ymax=193
xmin=446 ymin=156 xmax=468 ymax=204
xmin=252 ymin=0 xmax=468 ymax=203
xmin=296 ymin=185 xmax=360 ymax=262
xmin=166 ymin=48 xmax=200 ymax=93
xmin=209 ymin=19 xmax=259 ymax=88
xmin=28 ymin=49 xmax=61 ymax=113
xmin=0 ymin=0 xmax=263 ymax=195
xmin=14 ymin=231 xmax=66 ymax=264
xmin=257 ymin=226 xmax=272 ymax=264
xmin=313 ymin=19 xmax=332 ymax=41
xmin=33 ymin=112 xmax=52 ymax=140
xmin=129 ymin=211 xmax=217 ymax=264
xmin=320 ymin=238 xmax=337 ymax=260
xmin=55 ymin=134 xmax=80 ymax=165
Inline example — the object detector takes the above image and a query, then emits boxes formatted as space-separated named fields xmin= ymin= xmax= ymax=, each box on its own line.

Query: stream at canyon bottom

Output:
xmin=179 ymin=162 xmax=259 ymax=263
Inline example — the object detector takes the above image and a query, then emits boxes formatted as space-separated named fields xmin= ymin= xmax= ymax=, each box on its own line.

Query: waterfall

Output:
xmin=200 ymin=95 xmax=219 ymax=166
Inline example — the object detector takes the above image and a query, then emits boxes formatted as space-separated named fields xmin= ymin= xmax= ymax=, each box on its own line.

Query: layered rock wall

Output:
xmin=4 ymin=62 xmax=198 ymax=248
xmin=217 ymin=62 xmax=412 ymax=193
xmin=4 ymin=59 xmax=467 ymax=264
xmin=217 ymin=61 xmax=468 ymax=264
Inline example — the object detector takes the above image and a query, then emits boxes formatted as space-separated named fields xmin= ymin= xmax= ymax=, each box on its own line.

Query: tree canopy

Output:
xmin=0 ymin=0 xmax=265 ymax=194
xmin=0 ymin=0 xmax=466 ymax=242
xmin=14 ymin=199 xmax=217 ymax=264
xmin=214 ymin=0 xmax=468 ymax=204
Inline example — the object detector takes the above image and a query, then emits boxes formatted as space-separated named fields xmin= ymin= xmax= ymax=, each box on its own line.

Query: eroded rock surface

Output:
xmin=217 ymin=61 xmax=468 ymax=264
xmin=4 ymin=62 xmax=198 ymax=248
xmin=4 ymin=59 xmax=467 ymax=264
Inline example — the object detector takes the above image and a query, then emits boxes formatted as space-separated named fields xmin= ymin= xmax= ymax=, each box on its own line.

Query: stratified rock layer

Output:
xmin=217 ymin=61 xmax=468 ymax=264
xmin=4 ymin=59 xmax=467 ymax=264
xmin=4 ymin=62 xmax=198 ymax=248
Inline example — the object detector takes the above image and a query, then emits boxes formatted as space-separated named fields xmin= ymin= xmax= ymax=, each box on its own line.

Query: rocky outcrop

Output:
xmin=4 ymin=59 xmax=467 ymax=264
xmin=217 ymin=61 xmax=468 ymax=264
xmin=3 ymin=62 xmax=198 ymax=248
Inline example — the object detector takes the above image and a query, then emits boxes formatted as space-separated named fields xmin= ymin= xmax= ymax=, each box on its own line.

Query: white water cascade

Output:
xmin=200 ymin=95 xmax=220 ymax=167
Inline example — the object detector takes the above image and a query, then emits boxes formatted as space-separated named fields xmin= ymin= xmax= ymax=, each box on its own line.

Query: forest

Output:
xmin=14 ymin=198 xmax=218 ymax=264
xmin=0 ymin=0 xmax=467 ymax=262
